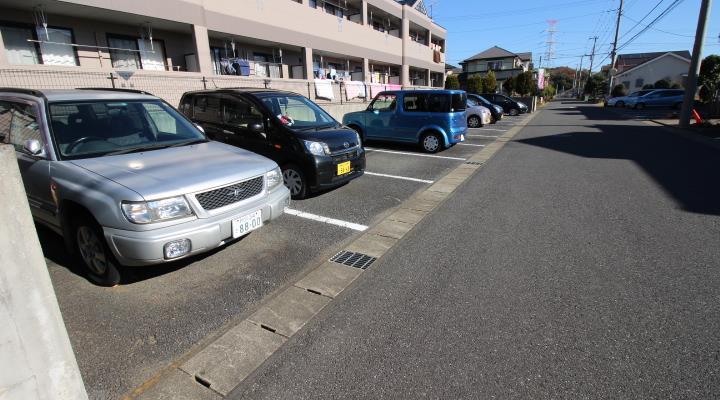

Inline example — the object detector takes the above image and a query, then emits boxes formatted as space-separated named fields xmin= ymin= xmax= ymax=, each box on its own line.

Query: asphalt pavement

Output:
xmin=43 ymin=114 xmax=524 ymax=399
xmin=230 ymin=101 xmax=720 ymax=399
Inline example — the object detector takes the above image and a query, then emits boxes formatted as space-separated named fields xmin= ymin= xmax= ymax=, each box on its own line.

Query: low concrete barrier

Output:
xmin=0 ymin=145 xmax=87 ymax=400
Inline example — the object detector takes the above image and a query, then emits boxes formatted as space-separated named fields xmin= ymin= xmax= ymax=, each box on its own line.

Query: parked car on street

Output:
xmin=479 ymin=93 xmax=528 ymax=115
xmin=466 ymin=97 xmax=492 ymax=128
xmin=342 ymin=90 xmax=468 ymax=153
xmin=625 ymin=89 xmax=685 ymax=109
xmin=0 ymin=88 xmax=290 ymax=285
xmin=467 ymin=94 xmax=503 ymax=123
xmin=605 ymin=89 xmax=654 ymax=107
xmin=180 ymin=89 xmax=365 ymax=199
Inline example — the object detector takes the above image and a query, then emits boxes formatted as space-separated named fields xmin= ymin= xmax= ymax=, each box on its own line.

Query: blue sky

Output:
xmin=431 ymin=0 xmax=720 ymax=72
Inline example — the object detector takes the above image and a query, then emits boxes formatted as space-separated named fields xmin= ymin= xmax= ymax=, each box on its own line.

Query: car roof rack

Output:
xmin=76 ymin=87 xmax=154 ymax=95
xmin=0 ymin=87 xmax=48 ymax=100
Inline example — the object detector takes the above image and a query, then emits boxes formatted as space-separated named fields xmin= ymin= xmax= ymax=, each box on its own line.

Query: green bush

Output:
xmin=542 ymin=83 xmax=557 ymax=98
xmin=515 ymin=71 xmax=534 ymax=96
xmin=482 ymin=70 xmax=497 ymax=93
xmin=670 ymin=82 xmax=682 ymax=89
xmin=698 ymin=54 xmax=720 ymax=103
xmin=611 ymin=84 xmax=627 ymax=97
xmin=504 ymin=76 xmax=515 ymax=95
xmin=445 ymin=75 xmax=460 ymax=89
xmin=466 ymin=74 xmax=484 ymax=94
xmin=654 ymin=79 xmax=671 ymax=89
xmin=642 ymin=83 xmax=654 ymax=90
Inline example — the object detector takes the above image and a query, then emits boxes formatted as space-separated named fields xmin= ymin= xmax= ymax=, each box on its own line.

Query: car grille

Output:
xmin=332 ymin=149 xmax=359 ymax=163
xmin=195 ymin=176 xmax=264 ymax=211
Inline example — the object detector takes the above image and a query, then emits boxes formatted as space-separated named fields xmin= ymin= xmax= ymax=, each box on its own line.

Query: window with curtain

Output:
xmin=107 ymin=36 xmax=141 ymax=69
xmin=37 ymin=27 xmax=77 ymax=66
xmin=138 ymin=39 xmax=165 ymax=71
xmin=1 ymin=25 xmax=40 ymax=65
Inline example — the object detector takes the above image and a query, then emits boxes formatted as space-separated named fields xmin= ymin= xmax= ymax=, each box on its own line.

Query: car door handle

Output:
xmin=222 ymin=129 xmax=234 ymax=135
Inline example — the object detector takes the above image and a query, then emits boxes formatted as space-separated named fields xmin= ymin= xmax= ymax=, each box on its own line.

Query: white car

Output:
xmin=466 ymin=98 xmax=492 ymax=128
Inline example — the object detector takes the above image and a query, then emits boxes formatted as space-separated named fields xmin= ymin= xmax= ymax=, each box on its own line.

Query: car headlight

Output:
xmin=266 ymin=166 xmax=282 ymax=191
xmin=304 ymin=140 xmax=330 ymax=156
xmin=121 ymin=196 xmax=194 ymax=224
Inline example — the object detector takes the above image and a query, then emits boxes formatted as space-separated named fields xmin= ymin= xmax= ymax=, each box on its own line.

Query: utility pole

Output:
xmin=577 ymin=54 xmax=585 ymax=97
xmin=607 ymin=0 xmax=624 ymax=95
xmin=588 ymin=36 xmax=598 ymax=74
xmin=680 ymin=0 xmax=713 ymax=127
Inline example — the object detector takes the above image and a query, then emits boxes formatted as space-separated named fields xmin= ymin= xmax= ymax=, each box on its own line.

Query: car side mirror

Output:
xmin=373 ymin=109 xmax=380 ymax=115
xmin=22 ymin=139 xmax=45 ymax=157
xmin=249 ymin=122 xmax=264 ymax=133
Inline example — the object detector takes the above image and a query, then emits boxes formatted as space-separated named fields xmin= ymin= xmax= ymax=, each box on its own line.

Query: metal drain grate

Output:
xmin=330 ymin=251 xmax=377 ymax=269
xmin=465 ymin=161 xmax=483 ymax=165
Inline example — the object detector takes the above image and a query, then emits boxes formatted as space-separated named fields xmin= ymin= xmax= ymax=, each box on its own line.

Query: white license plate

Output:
xmin=232 ymin=209 xmax=263 ymax=238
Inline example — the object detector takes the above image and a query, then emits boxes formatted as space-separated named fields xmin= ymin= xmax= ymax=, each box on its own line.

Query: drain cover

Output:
xmin=330 ymin=251 xmax=377 ymax=269
xmin=465 ymin=161 xmax=483 ymax=165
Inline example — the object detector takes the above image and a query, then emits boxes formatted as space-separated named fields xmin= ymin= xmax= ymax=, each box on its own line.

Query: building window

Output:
xmin=37 ymin=27 xmax=78 ymax=66
xmin=487 ymin=61 xmax=503 ymax=70
xmin=107 ymin=34 xmax=167 ymax=70
xmin=1 ymin=25 xmax=40 ymax=65
xmin=635 ymin=78 xmax=644 ymax=88
xmin=0 ymin=24 xmax=79 ymax=66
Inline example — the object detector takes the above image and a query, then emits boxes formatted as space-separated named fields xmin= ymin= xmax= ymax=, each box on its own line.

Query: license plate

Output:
xmin=337 ymin=161 xmax=351 ymax=176
xmin=232 ymin=209 xmax=263 ymax=238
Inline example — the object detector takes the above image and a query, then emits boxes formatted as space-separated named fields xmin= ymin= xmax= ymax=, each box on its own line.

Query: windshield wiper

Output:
xmin=104 ymin=143 xmax=175 ymax=156
xmin=168 ymin=139 xmax=209 ymax=147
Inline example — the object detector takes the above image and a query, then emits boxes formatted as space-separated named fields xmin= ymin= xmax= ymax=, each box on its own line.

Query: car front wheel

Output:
xmin=74 ymin=215 xmax=121 ymax=286
xmin=509 ymin=108 xmax=520 ymax=116
xmin=282 ymin=164 xmax=308 ymax=199
xmin=616 ymin=101 xmax=624 ymax=107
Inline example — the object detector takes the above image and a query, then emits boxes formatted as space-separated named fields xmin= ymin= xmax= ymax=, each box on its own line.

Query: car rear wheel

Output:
xmin=616 ymin=101 xmax=624 ymax=107
xmin=509 ymin=108 xmax=520 ymax=116
xmin=420 ymin=132 xmax=442 ymax=153
xmin=74 ymin=215 xmax=121 ymax=286
xmin=282 ymin=164 xmax=307 ymax=199
xmin=467 ymin=115 xmax=481 ymax=128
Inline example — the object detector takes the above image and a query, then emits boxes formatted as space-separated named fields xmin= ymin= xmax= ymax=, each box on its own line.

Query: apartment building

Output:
xmin=0 ymin=0 xmax=447 ymax=113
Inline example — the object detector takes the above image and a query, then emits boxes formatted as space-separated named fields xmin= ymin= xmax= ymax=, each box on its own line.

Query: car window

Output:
xmin=222 ymin=95 xmax=263 ymax=127
xmin=452 ymin=93 xmax=467 ymax=112
xmin=0 ymin=101 xmax=12 ymax=142
xmin=403 ymin=94 xmax=428 ymax=112
xmin=49 ymin=100 xmax=205 ymax=160
xmin=467 ymin=98 xmax=478 ymax=107
xmin=369 ymin=94 xmax=397 ymax=112
xmin=179 ymin=95 xmax=193 ymax=117
xmin=427 ymin=94 xmax=450 ymax=113
xmin=259 ymin=94 xmax=335 ymax=129
xmin=193 ymin=95 xmax=221 ymax=122
xmin=5 ymin=102 xmax=42 ymax=151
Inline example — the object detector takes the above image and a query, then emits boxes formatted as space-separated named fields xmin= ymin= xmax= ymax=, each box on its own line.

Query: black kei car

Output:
xmin=180 ymin=89 xmax=365 ymax=199
xmin=479 ymin=93 xmax=528 ymax=116
xmin=467 ymin=93 xmax=503 ymax=123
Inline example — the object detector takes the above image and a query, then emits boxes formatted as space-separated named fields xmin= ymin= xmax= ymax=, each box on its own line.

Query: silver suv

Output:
xmin=0 ymin=88 xmax=290 ymax=285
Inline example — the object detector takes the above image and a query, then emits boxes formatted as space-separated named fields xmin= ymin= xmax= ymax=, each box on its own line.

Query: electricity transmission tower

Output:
xmin=543 ymin=20 xmax=558 ymax=68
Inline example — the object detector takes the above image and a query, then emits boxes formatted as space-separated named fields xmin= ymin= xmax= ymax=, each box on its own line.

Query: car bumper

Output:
xmin=310 ymin=147 xmax=366 ymax=190
xmin=103 ymin=187 xmax=291 ymax=266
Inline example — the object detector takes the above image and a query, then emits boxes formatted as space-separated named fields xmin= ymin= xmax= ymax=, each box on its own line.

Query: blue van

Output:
xmin=342 ymin=90 xmax=468 ymax=153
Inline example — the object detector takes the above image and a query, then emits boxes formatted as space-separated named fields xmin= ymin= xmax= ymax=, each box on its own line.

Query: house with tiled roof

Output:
xmin=459 ymin=46 xmax=532 ymax=90
xmin=612 ymin=51 xmax=691 ymax=90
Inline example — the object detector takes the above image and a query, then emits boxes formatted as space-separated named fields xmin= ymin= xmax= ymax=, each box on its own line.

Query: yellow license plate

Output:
xmin=337 ymin=161 xmax=351 ymax=176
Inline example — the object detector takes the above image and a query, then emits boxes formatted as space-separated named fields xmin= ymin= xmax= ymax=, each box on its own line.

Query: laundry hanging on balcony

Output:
xmin=314 ymin=79 xmax=334 ymax=100
xmin=344 ymin=81 xmax=366 ymax=100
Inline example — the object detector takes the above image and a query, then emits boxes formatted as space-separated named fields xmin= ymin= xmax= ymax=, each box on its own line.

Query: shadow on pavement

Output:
xmin=517 ymin=116 xmax=720 ymax=215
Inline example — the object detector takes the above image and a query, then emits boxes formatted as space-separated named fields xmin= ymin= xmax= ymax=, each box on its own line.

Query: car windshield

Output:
xmin=49 ymin=100 xmax=205 ymax=160
xmin=259 ymin=94 xmax=336 ymax=130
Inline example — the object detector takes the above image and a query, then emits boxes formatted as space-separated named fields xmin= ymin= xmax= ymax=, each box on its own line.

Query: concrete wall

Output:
xmin=0 ymin=145 xmax=88 ymax=400
xmin=616 ymin=54 xmax=690 ymax=90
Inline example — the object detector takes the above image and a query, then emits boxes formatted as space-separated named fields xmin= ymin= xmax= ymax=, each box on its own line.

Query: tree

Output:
xmin=548 ymin=66 xmax=575 ymax=92
xmin=698 ymin=54 xmax=720 ymax=103
xmin=482 ymin=70 xmax=497 ymax=93
xmin=611 ymin=84 xmax=627 ymax=97
xmin=466 ymin=74 xmax=484 ymax=94
xmin=542 ymin=83 xmax=557 ymax=98
xmin=583 ymin=73 xmax=608 ymax=97
xmin=515 ymin=71 xmax=534 ymax=96
xmin=642 ymin=83 xmax=654 ymax=90
xmin=445 ymin=74 xmax=460 ymax=89
xmin=653 ymin=78 xmax=671 ymax=89
xmin=670 ymin=82 xmax=682 ymax=89
xmin=504 ymin=76 xmax=515 ymax=95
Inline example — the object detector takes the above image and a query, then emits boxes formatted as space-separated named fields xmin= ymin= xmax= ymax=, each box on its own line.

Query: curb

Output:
xmin=125 ymin=110 xmax=543 ymax=399
xmin=645 ymin=119 xmax=720 ymax=152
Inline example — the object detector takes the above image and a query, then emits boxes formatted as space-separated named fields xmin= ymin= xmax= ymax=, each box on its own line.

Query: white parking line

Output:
xmin=467 ymin=134 xmax=499 ymax=138
xmin=365 ymin=171 xmax=434 ymax=184
xmin=284 ymin=208 xmax=368 ymax=231
xmin=476 ymin=128 xmax=507 ymax=131
xmin=364 ymin=148 xmax=466 ymax=161
xmin=456 ymin=143 xmax=486 ymax=147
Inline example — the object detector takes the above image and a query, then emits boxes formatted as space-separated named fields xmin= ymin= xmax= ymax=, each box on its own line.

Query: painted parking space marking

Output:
xmin=364 ymin=148 xmax=466 ymax=161
xmin=365 ymin=172 xmax=434 ymax=184
xmin=284 ymin=208 xmax=368 ymax=231
xmin=475 ymin=128 xmax=507 ymax=131
xmin=467 ymin=134 xmax=500 ymax=138
xmin=456 ymin=143 xmax=486 ymax=147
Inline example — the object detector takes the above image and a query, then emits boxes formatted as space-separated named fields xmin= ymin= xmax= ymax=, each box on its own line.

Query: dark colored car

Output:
xmin=625 ymin=89 xmax=685 ymax=109
xmin=180 ymin=89 xmax=365 ymax=199
xmin=467 ymin=94 xmax=503 ymax=123
xmin=479 ymin=93 xmax=528 ymax=116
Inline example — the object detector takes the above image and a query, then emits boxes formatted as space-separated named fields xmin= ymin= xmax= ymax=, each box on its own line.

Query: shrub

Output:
xmin=654 ymin=78 xmax=671 ymax=89
xmin=611 ymin=84 xmax=627 ymax=97
xmin=504 ymin=76 xmax=515 ymax=95
xmin=670 ymin=82 xmax=682 ymax=89
xmin=466 ymin=74 xmax=484 ymax=94
xmin=542 ymin=83 xmax=557 ymax=98
xmin=698 ymin=54 xmax=720 ymax=103
xmin=482 ymin=70 xmax=497 ymax=93
xmin=642 ymin=84 xmax=655 ymax=90
xmin=515 ymin=71 xmax=534 ymax=96
xmin=445 ymin=75 xmax=460 ymax=89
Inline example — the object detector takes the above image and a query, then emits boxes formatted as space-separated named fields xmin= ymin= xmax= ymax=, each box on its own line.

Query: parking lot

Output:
xmin=40 ymin=113 xmax=532 ymax=399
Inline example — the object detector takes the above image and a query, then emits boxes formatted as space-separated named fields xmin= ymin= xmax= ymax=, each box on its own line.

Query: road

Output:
xmin=43 ymin=112 xmax=526 ymax=399
xmin=229 ymin=101 xmax=720 ymax=399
